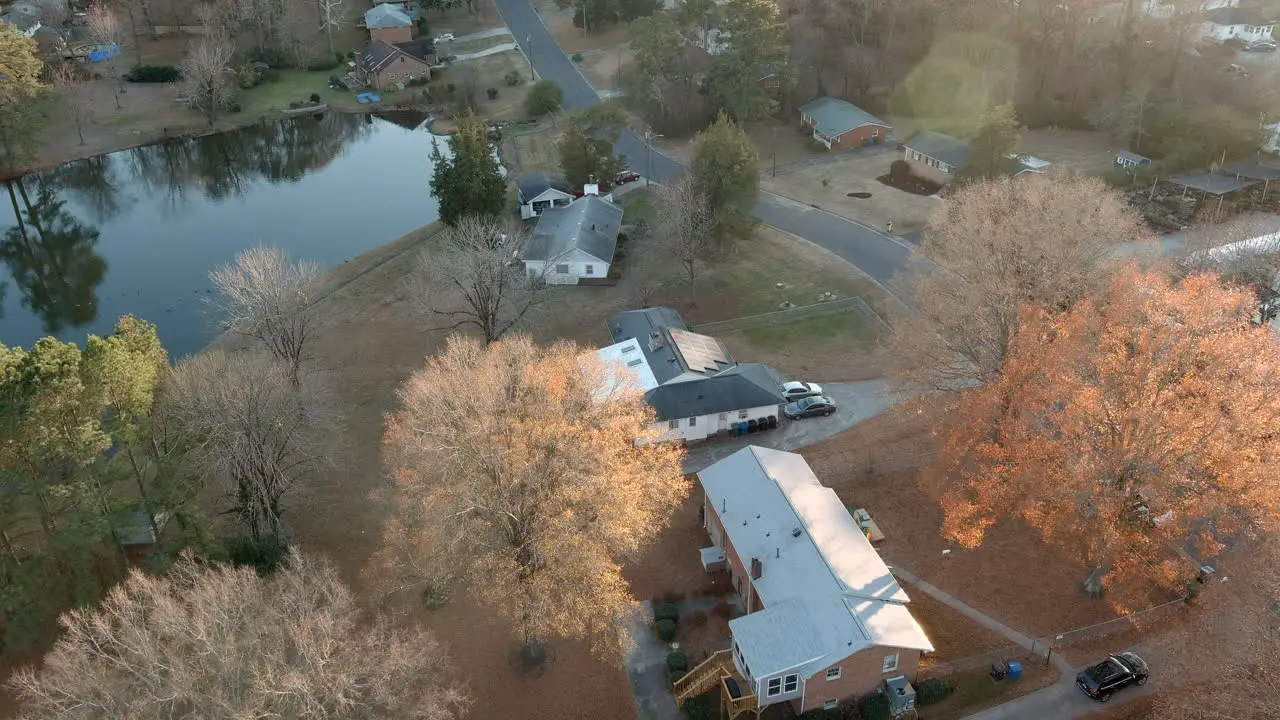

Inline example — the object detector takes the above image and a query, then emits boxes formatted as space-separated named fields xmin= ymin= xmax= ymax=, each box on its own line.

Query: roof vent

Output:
xmin=648 ymin=331 xmax=665 ymax=351
xmin=791 ymin=527 xmax=802 ymax=538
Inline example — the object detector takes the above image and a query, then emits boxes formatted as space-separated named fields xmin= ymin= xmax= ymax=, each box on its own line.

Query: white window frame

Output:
xmin=783 ymin=674 xmax=798 ymax=693
xmin=584 ymin=264 xmax=594 ymax=275
xmin=718 ymin=412 xmax=728 ymax=421
xmin=871 ymin=127 xmax=879 ymax=137
xmin=825 ymin=666 xmax=842 ymax=681
xmin=766 ymin=677 xmax=782 ymax=697
xmin=882 ymin=653 xmax=899 ymax=673
xmin=738 ymin=410 xmax=749 ymax=419
xmin=824 ymin=699 xmax=839 ymax=711
xmin=554 ymin=263 xmax=570 ymax=273
xmin=688 ymin=416 xmax=697 ymax=427
xmin=668 ymin=420 xmax=678 ymax=430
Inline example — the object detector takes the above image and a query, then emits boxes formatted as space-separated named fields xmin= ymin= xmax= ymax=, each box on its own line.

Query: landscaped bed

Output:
xmin=877 ymin=170 xmax=943 ymax=196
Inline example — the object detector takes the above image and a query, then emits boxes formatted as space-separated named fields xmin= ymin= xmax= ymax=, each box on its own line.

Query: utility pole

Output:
xmin=644 ymin=129 xmax=663 ymax=187
xmin=772 ymin=126 xmax=777 ymax=177
xmin=526 ymin=34 xmax=534 ymax=78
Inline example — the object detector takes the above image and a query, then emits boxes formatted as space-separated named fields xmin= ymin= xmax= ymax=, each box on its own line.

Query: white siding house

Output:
xmin=516 ymin=173 xmax=575 ymax=220
xmin=652 ymin=403 xmax=783 ymax=443
xmin=520 ymin=193 xmax=623 ymax=285
xmin=1203 ymin=8 xmax=1275 ymax=43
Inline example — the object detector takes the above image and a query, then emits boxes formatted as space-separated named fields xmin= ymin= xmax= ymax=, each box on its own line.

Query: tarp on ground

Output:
xmin=1216 ymin=157 xmax=1280 ymax=181
xmin=1166 ymin=172 xmax=1259 ymax=195
xmin=87 ymin=43 xmax=119 ymax=62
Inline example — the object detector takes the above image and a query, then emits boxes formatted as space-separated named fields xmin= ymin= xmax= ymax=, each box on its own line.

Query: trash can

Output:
xmin=989 ymin=662 xmax=1006 ymax=681
xmin=1006 ymin=660 xmax=1023 ymax=680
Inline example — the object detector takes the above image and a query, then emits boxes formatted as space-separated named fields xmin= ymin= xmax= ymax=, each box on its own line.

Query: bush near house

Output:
xmin=916 ymin=677 xmax=953 ymax=706
xmin=860 ymin=693 xmax=891 ymax=720
xmin=654 ymin=603 xmax=680 ymax=622
xmin=667 ymin=650 xmax=688 ymax=673
xmin=683 ymin=695 xmax=716 ymax=720
xmin=126 ymin=65 xmax=181 ymax=83
xmin=656 ymin=618 xmax=677 ymax=642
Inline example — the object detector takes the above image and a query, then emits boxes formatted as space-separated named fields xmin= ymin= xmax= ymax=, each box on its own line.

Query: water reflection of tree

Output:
xmin=0 ymin=178 xmax=107 ymax=334
xmin=125 ymin=113 xmax=373 ymax=206
xmin=40 ymin=154 xmax=134 ymax=224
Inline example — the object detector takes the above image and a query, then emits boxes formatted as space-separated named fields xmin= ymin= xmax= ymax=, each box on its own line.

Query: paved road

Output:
xmin=493 ymin=0 xmax=912 ymax=287
xmin=960 ymin=659 xmax=1157 ymax=720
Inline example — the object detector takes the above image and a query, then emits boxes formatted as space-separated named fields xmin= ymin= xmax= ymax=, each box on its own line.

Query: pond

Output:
xmin=0 ymin=111 xmax=447 ymax=357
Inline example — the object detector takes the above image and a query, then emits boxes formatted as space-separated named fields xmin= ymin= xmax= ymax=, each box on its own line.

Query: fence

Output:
xmin=691 ymin=296 xmax=890 ymax=335
xmin=1033 ymin=595 xmax=1188 ymax=653
xmin=917 ymin=643 xmax=1032 ymax=679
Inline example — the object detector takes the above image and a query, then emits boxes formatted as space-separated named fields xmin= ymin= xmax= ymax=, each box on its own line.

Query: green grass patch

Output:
xmin=235 ymin=70 xmax=363 ymax=118
xmin=739 ymin=312 xmax=878 ymax=350
xmin=617 ymin=188 xmax=655 ymax=224
xmin=699 ymin=246 xmax=877 ymax=317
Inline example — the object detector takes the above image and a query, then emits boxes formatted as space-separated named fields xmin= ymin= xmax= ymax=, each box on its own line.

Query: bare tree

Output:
xmin=415 ymin=215 xmax=545 ymax=345
xmin=178 ymin=38 xmax=235 ymax=125
xmin=165 ymin=350 xmax=338 ymax=543
xmin=378 ymin=335 xmax=688 ymax=661
xmin=210 ymin=245 xmax=319 ymax=386
xmin=86 ymin=5 xmax=125 ymax=109
xmin=890 ymin=174 xmax=1153 ymax=390
xmin=32 ymin=0 xmax=70 ymax=28
xmin=318 ymin=0 xmax=346 ymax=55
xmin=49 ymin=62 xmax=92 ymax=146
xmin=1179 ymin=219 xmax=1280 ymax=326
xmin=12 ymin=550 xmax=468 ymax=720
xmin=656 ymin=174 xmax=713 ymax=305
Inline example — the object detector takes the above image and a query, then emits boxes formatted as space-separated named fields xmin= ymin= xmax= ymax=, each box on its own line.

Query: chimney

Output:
xmin=750 ymin=557 xmax=763 ymax=580
xmin=584 ymin=183 xmax=600 ymax=196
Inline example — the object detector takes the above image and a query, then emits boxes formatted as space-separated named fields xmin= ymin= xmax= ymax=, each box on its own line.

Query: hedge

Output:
xmin=916 ymin=677 xmax=952 ymax=706
xmin=126 ymin=65 xmax=181 ymax=83
xmin=656 ymin=618 xmax=677 ymax=642
xmin=666 ymin=650 xmax=688 ymax=673
xmin=654 ymin=603 xmax=679 ymax=623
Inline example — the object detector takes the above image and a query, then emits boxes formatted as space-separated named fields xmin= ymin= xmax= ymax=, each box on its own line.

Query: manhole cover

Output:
xmin=847 ymin=192 xmax=872 ymax=199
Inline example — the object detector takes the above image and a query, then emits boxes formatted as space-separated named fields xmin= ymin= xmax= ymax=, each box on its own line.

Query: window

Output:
xmin=738 ymin=410 xmax=749 ymax=419
xmin=555 ymin=263 xmax=570 ymax=273
xmin=825 ymin=666 xmax=842 ymax=681
xmin=718 ymin=413 xmax=728 ymax=421
xmin=688 ymin=416 xmax=697 ymax=427
xmin=584 ymin=264 xmax=594 ymax=275
xmin=783 ymin=674 xmax=798 ymax=693
xmin=871 ymin=128 xmax=879 ymax=137
xmin=766 ymin=678 xmax=782 ymax=697
xmin=882 ymin=653 xmax=899 ymax=673
xmin=668 ymin=420 xmax=679 ymax=430
xmin=823 ymin=700 xmax=839 ymax=711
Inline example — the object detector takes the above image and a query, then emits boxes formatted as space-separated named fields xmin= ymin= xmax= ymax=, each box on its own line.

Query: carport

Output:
xmin=1216 ymin=156 xmax=1280 ymax=200
xmin=1165 ymin=171 xmax=1260 ymax=221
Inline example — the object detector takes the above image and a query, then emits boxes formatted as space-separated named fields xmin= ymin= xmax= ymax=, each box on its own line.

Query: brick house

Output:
xmin=799 ymin=97 xmax=891 ymax=151
xmin=364 ymin=2 xmax=414 ymax=45
xmin=356 ymin=40 xmax=434 ymax=89
xmin=674 ymin=446 xmax=933 ymax=717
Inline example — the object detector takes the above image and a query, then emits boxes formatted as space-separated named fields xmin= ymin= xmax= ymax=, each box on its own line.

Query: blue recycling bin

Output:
xmin=1006 ymin=660 xmax=1023 ymax=680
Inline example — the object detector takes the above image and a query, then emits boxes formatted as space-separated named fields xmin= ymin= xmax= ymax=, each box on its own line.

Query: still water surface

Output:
xmin=0 ymin=112 xmax=444 ymax=357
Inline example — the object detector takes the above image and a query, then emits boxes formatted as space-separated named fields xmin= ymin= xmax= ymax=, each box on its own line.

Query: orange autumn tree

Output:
xmin=934 ymin=265 xmax=1280 ymax=597
xmin=379 ymin=334 xmax=687 ymax=662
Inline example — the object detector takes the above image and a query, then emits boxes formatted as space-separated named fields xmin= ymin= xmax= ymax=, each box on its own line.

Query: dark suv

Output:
xmin=1076 ymin=652 xmax=1150 ymax=703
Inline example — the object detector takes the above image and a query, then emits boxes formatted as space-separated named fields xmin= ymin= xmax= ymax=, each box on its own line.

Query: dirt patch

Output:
xmin=877 ymin=171 xmax=942 ymax=196
xmin=761 ymin=151 xmax=940 ymax=233
xmin=435 ymin=50 xmax=531 ymax=121
xmin=546 ymin=14 xmax=631 ymax=54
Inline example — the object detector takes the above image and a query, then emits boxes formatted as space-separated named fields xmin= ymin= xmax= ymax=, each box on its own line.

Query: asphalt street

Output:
xmin=492 ymin=0 xmax=913 ymax=287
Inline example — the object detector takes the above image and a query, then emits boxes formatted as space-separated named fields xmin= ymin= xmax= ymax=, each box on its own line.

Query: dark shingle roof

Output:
xmin=606 ymin=308 xmax=690 ymax=384
xmin=645 ymin=363 xmax=786 ymax=421
xmin=799 ymin=97 xmax=889 ymax=137
xmin=517 ymin=172 xmax=573 ymax=203
xmin=395 ymin=37 xmax=437 ymax=62
xmin=1206 ymin=7 xmax=1271 ymax=26
xmin=904 ymin=130 xmax=970 ymax=168
xmin=522 ymin=195 xmax=623 ymax=264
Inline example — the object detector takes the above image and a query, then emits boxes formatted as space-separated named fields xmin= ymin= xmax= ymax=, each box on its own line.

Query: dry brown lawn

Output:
xmin=904 ymin=582 xmax=1009 ymax=664
xmin=546 ymin=14 xmax=631 ymax=54
xmin=422 ymin=0 xmax=506 ymax=38
xmin=579 ymin=45 xmax=634 ymax=92
xmin=1019 ymin=128 xmax=1118 ymax=176
xmin=435 ymin=50 xmax=533 ymax=122
xmin=917 ymin=658 xmax=1060 ymax=720
xmin=760 ymin=151 xmax=941 ymax=233
xmin=500 ymin=116 xmax=563 ymax=176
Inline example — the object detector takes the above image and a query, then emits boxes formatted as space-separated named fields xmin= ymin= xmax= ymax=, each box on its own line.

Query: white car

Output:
xmin=780 ymin=381 xmax=823 ymax=401
xmin=435 ymin=32 xmax=455 ymax=42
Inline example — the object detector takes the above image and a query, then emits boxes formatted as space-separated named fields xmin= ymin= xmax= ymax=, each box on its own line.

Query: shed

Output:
xmin=1115 ymin=150 xmax=1151 ymax=169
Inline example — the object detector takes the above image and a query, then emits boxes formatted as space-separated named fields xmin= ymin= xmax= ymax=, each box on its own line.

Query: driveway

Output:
xmin=492 ymin=0 xmax=912 ymax=289
xmin=682 ymin=380 xmax=904 ymax=473
xmin=452 ymin=43 xmax=519 ymax=61
xmin=960 ymin=659 xmax=1158 ymax=720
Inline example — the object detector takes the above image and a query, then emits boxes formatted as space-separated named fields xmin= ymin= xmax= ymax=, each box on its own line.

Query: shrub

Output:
xmin=656 ymin=618 xmax=677 ymax=642
xmin=616 ymin=230 xmax=629 ymax=244
xmin=807 ymin=137 xmax=828 ymax=152
xmin=504 ymin=69 xmax=523 ymax=86
xmin=607 ymin=265 xmax=623 ymax=279
xmin=666 ymin=650 xmax=688 ymax=673
xmin=688 ymin=610 xmax=708 ymax=627
xmin=221 ymin=535 xmax=290 ymax=575
xmin=916 ymin=677 xmax=952 ymax=706
xmin=125 ymin=65 xmax=180 ymax=83
xmin=421 ymin=581 xmax=451 ymax=610
xmin=572 ymin=52 xmax=583 ymax=62
xmin=860 ymin=693 xmax=891 ymax=720
xmin=889 ymin=159 xmax=911 ymax=179
xmin=1184 ymin=580 xmax=1202 ymax=604
xmin=486 ymin=87 xmax=499 ymax=100
xmin=523 ymin=79 xmax=564 ymax=118
xmin=654 ymin=603 xmax=680 ymax=623
xmin=408 ymin=76 xmax=429 ymax=87
xmin=230 ymin=103 xmax=242 ymax=113
xmin=446 ymin=83 xmax=456 ymax=93
xmin=309 ymin=92 xmax=321 ymax=103
xmin=683 ymin=695 xmax=715 ymax=720
xmin=334 ymin=51 xmax=345 ymax=64
xmin=305 ymin=58 xmax=340 ymax=72
xmin=659 ymin=590 xmax=688 ymax=604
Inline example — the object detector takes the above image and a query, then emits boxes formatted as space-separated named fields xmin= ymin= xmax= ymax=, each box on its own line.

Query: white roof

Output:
xmin=581 ymin=338 xmax=659 ymax=402
xmin=701 ymin=446 xmax=933 ymax=678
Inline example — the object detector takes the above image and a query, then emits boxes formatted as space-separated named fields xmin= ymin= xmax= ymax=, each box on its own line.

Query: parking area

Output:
xmin=760 ymin=148 xmax=942 ymax=234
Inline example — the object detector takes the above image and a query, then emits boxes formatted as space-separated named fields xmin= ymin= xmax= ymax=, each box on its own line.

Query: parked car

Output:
xmin=615 ymin=170 xmax=641 ymax=184
xmin=435 ymin=33 xmax=456 ymax=42
xmin=1076 ymin=653 xmax=1149 ymax=703
xmin=780 ymin=381 xmax=824 ymax=401
xmin=1246 ymin=40 xmax=1277 ymax=52
xmin=783 ymin=395 xmax=837 ymax=420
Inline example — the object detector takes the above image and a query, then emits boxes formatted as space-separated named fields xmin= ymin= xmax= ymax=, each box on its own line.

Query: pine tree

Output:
xmin=429 ymin=116 xmax=506 ymax=227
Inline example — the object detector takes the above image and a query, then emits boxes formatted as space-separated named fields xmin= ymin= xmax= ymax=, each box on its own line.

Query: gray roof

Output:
xmin=799 ymin=97 xmax=889 ymax=138
xmin=358 ymin=40 xmax=431 ymax=73
xmin=517 ymin=172 xmax=573 ymax=204
xmin=1168 ymin=171 xmax=1259 ymax=195
xmin=1206 ymin=7 xmax=1271 ymax=26
xmin=645 ymin=363 xmax=785 ymax=421
xmin=114 ymin=507 xmax=170 ymax=547
xmin=1 ymin=10 xmax=38 ymax=31
xmin=904 ymin=130 xmax=971 ymax=168
xmin=365 ymin=2 xmax=413 ymax=28
xmin=606 ymin=307 xmax=690 ymax=385
xmin=522 ymin=194 xmax=623 ymax=264
xmin=1218 ymin=157 xmax=1280 ymax=181
xmin=1116 ymin=150 xmax=1150 ymax=164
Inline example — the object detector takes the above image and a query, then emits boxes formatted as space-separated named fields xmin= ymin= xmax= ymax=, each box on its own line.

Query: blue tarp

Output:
xmin=87 ymin=43 xmax=119 ymax=62
xmin=355 ymin=92 xmax=381 ymax=104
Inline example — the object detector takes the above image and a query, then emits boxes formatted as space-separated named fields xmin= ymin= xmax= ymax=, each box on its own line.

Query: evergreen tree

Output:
xmin=558 ymin=102 xmax=629 ymax=189
xmin=956 ymin=103 xmax=1023 ymax=182
xmin=690 ymin=111 xmax=759 ymax=241
xmin=429 ymin=115 xmax=506 ymax=227
xmin=705 ymin=0 xmax=788 ymax=121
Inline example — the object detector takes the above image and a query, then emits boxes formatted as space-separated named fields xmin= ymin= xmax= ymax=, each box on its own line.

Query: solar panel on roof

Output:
xmin=668 ymin=328 xmax=731 ymax=373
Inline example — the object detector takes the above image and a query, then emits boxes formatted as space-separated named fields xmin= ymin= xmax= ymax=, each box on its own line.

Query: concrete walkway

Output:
xmin=682 ymin=380 xmax=905 ymax=474
xmin=444 ymin=27 xmax=513 ymax=42
xmin=622 ymin=601 xmax=683 ymax=720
